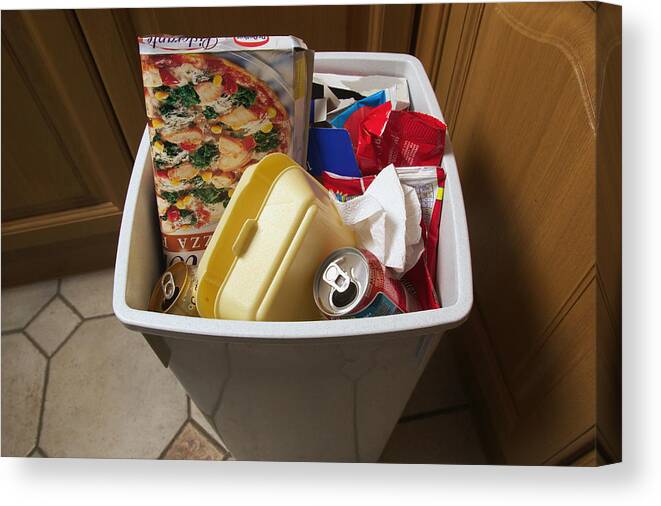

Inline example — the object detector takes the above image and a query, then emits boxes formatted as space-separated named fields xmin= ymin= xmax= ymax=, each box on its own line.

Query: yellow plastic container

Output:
xmin=196 ymin=153 xmax=355 ymax=321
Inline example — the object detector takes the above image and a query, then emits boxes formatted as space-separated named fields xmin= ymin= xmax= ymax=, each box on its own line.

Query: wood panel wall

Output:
xmin=414 ymin=2 xmax=621 ymax=465
xmin=1 ymin=4 xmax=415 ymax=287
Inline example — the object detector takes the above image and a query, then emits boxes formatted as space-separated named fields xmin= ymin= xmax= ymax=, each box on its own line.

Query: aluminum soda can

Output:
xmin=313 ymin=247 xmax=418 ymax=319
xmin=148 ymin=262 xmax=199 ymax=316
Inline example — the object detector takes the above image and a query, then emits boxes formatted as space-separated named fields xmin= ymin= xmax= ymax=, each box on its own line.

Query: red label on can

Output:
xmin=350 ymin=249 xmax=418 ymax=316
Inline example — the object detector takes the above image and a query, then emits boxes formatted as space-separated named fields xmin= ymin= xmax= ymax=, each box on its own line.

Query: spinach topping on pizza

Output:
xmin=163 ymin=141 xmax=182 ymax=157
xmin=191 ymin=185 xmax=230 ymax=206
xmin=161 ymin=183 xmax=230 ymax=207
xmin=157 ymin=84 xmax=201 ymax=109
xmin=203 ymin=106 xmax=219 ymax=120
xmin=190 ymin=142 xmax=219 ymax=168
xmin=151 ymin=132 xmax=187 ymax=169
xmin=230 ymin=85 xmax=257 ymax=108
xmin=253 ymin=128 xmax=280 ymax=153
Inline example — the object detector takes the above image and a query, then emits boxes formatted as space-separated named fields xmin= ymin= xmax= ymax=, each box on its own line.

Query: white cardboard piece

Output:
xmin=313 ymin=72 xmax=410 ymax=111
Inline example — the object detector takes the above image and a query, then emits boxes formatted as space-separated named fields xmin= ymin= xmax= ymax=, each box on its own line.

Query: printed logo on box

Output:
xmin=162 ymin=232 xmax=213 ymax=252
xmin=141 ymin=36 xmax=219 ymax=51
xmin=233 ymin=36 xmax=270 ymax=47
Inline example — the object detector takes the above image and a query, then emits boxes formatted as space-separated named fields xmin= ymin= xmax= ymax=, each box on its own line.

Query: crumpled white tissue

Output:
xmin=332 ymin=165 xmax=423 ymax=278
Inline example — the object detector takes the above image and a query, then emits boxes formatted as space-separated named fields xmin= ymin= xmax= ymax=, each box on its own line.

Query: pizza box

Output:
xmin=138 ymin=35 xmax=314 ymax=267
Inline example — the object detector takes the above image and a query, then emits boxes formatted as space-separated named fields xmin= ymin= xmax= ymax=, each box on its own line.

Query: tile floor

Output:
xmin=1 ymin=268 xmax=486 ymax=463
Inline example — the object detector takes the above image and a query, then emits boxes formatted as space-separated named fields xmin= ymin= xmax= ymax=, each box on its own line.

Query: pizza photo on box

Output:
xmin=141 ymin=53 xmax=291 ymax=233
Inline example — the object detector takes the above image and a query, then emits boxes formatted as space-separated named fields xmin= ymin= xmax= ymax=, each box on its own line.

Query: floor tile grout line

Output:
xmin=58 ymin=274 xmax=116 ymax=321
xmin=49 ymin=318 xmax=86 ymax=359
xmin=48 ymin=312 xmax=115 ymax=359
xmin=398 ymin=403 xmax=470 ymax=424
xmin=188 ymin=418 xmax=231 ymax=459
xmin=187 ymin=395 xmax=232 ymax=459
xmin=34 ymin=360 xmax=51 ymax=451
xmin=2 ymin=328 xmax=26 ymax=336
xmin=57 ymin=292 xmax=86 ymax=322
xmin=186 ymin=396 xmax=192 ymax=419
xmin=36 ymin=447 xmax=49 ymax=458
xmin=82 ymin=312 xmax=118 ymax=321
xmin=22 ymin=330 xmax=51 ymax=360
xmin=2 ymin=279 xmax=60 ymax=335
xmin=7 ymin=292 xmax=60 ymax=336
xmin=158 ymin=419 xmax=189 ymax=460
xmin=24 ymin=293 xmax=60 ymax=329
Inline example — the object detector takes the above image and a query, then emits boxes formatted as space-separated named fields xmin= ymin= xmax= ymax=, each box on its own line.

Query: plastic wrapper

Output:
xmin=355 ymin=102 xmax=447 ymax=176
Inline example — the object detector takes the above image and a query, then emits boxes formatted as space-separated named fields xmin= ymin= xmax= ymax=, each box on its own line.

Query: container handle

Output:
xmin=232 ymin=218 xmax=258 ymax=257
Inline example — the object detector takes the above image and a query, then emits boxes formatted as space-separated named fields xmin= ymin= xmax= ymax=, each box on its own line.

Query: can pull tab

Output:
xmin=323 ymin=260 xmax=351 ymax=293
xmin=161 ymin=272 xmax=176 ymax=300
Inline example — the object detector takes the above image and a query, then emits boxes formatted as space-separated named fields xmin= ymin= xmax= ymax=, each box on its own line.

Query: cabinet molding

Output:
xmin=3 ymin=203 xmax=122 ymax=251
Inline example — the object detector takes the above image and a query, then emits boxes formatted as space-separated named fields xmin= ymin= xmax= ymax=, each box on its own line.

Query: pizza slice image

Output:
xmin=142 ymin=55 xmax=290 ymax=153
xmin=142 ymin=52 xmax=292 ymax=235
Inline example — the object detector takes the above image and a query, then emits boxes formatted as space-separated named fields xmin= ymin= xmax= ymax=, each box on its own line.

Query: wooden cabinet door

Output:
xmin=74 ymin=4 xmax=416 ymax=156
xmin=2 ymin=5 xmax=416 ymax=287
xmin=1 ymin=10 xmax=132 ymax=286
xmin=415 ymin=2 xmax=621 ymax=465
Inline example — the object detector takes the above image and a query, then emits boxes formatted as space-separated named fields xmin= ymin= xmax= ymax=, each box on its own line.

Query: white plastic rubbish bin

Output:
xmin=113 ymin=52 xmax=473 ymax=462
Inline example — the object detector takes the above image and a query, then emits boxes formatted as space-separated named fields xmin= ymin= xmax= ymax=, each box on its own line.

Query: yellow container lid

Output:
xmin=196 ymin=153 xmax=355 ymax=321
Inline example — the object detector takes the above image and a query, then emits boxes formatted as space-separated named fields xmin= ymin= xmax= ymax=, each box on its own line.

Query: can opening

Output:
xmin=331 ymin=281 xmax=358 ymax=308
xmin=161 ymin=286 xmax=180 ymax=312
xmin=161 ymin=272 xmax=177 ymax=299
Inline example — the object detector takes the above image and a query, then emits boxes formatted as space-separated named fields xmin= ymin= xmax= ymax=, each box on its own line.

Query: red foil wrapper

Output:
xmin=355 ymin=103 xmax=447 ymax=176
